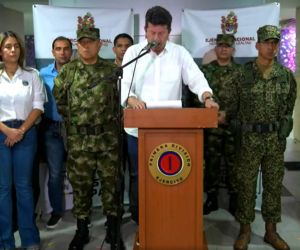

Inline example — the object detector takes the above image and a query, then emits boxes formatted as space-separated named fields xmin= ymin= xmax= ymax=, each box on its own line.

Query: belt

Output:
xmin=242 ymin=122 xmax=280 ymax=133
xmin=2 ymin=119 xmax=24 ymax=127
xmin=69 ymin=125 xmax=104 ymax=135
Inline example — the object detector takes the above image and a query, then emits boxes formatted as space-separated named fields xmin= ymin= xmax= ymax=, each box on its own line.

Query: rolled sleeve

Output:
xmin=32 ymin=70 xmax=45 ymax=112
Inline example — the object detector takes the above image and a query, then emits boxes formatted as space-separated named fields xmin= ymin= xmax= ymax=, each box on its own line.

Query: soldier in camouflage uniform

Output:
xmin=227 ymin=25 xmax=297 ymax=250
xmin=190 ymin=34 xmax=241 ymax=216
xmin=53 ymin=13 xmax=125 ymax=250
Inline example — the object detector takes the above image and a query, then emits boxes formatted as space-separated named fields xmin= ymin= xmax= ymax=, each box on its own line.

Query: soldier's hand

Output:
xmin=218 ymin=111 xmax=226 ymax=124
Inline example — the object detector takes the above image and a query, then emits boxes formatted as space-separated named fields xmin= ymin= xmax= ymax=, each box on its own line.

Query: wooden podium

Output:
xmin=124 ymin=108 xmax=218 ymax=250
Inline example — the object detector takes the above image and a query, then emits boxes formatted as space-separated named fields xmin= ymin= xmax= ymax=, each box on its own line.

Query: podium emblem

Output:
xmin=148 ymin=143 xmax=191 ymax=185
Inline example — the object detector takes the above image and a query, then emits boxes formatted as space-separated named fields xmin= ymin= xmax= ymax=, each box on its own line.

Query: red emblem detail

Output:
xmin=158 ymin=151 xmax=182 ymax=176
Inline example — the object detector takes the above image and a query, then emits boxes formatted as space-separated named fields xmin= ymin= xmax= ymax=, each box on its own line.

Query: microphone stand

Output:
xmin=114 ymin=48 xmax=151 ymax=250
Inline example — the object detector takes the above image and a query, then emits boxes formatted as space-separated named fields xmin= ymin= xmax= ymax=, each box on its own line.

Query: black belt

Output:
xmin=242 ymin=122 xmax=280 ymax=133
xmin=2 ymin=119 xmax=24 ymax=127
xmin=69 ymin=125 xmax=104 ymax=135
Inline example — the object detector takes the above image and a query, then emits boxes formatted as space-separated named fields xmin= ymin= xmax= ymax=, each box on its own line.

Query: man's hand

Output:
xmin=127 ymin=96 xmax=146 ymax=109
xmin=204 ymin=98 xmax=219 ymax=109
xmin=202 ymin=92 xmax=219 ymax=110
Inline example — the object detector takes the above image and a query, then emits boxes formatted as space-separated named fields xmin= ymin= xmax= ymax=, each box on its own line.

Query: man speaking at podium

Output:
xmin=120 ymin=5 xmax=219 ymax=224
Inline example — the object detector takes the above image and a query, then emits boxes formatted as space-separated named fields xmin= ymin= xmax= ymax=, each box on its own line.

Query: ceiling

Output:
xmin=0 ymin=0 xmax=299 ymax=16
xmin=0 ymin=0 xmax=300 ymax=13
xmin=0 ymin=0 xmax=299 ymax=34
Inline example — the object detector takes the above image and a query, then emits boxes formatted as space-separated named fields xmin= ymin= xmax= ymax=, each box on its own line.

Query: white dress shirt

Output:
xmin=121 ymin=40 xmax=212 ymax=138
xmin=0 ymin=67 xmax=45 ymax=122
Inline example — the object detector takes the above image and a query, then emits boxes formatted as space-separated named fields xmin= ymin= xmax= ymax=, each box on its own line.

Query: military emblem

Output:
xmin=221 ymin=11 xmax=238 ymax=34
xmin=148 ymin=143 xmax=192 ymax=186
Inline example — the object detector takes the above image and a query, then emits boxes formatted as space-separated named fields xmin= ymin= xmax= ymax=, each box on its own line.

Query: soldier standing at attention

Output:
xmin=229 ymin=25 xmax=297 ymax=250
xmin=200 ymin=34 xmax=241 ymax=216
xmin=54 ymin=13 xmax=125 ymax=250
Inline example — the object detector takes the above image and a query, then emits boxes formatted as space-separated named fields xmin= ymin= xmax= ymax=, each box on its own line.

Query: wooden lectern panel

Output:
xmin=138 ymin=128 xmax=204 ymax=250
xmin=124 ymin=108 xmax=217 ymax=250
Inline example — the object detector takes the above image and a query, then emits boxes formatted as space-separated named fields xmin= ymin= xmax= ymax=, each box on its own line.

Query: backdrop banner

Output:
xmin=182 ymin=3 xmax=280 ymax=58
xmin=33 ymin=5 xmax=133 ymax=60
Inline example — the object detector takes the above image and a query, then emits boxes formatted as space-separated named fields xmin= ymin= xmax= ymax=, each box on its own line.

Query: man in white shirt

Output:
xmin=121 ymin=5 xmax=218 ymax=224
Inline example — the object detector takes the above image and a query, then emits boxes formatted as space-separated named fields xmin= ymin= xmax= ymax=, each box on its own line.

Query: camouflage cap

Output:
xmin=257 ymin=25 xmax=280 ymax=42
xmin=216 ymin=34 xmax=235 ymax=47
xmin=77 ymin=12 xmax=100 ymax=41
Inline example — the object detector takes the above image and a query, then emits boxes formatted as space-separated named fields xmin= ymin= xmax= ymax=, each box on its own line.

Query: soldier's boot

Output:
xmin=203 ymin=193 xmax=218 ymax=215
xmin=106 ymin=215 xmax=126 ymax=250
xmin=264 ymin=222 xmax=290 ymax=250
xmin=68 ymin=218 xmax=90 ymax=250
xmin=228 ymin=192 xmax=237 ymax=217
xmin=234 ymin=223 xmax=251 ymax=250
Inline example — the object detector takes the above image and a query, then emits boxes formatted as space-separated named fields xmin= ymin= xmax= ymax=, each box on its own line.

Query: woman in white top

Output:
xmin=0 ymin=31 xmax=45 ymax=250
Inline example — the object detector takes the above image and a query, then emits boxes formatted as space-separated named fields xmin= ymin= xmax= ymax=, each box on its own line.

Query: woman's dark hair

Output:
xmin=145 ymin=6 xmax=172 ymax=32
xmin=0 ymin=31 xmax=26 ymax=68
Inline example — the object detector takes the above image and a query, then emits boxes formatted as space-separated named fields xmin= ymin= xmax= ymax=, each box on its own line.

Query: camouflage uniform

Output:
xmin=55 ymin=13 xmax=125 ymax=250
xmin=187 ymin=34 xmax=241 ymax=214
xmin=200 ymin=60 xmax=241 ymax=197
xmin=226 ymin=27 xmax=297 ymax=225
xmin=54 ymin=57 xmax=119 ymax=218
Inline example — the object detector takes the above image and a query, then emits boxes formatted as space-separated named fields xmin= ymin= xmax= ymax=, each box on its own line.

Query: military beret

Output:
xmin=257 ymin=25 xmax=280 ymax=42
xmin=216 ymin=34 xmax=235 ymax=47
xmin=77 ymin=12 xmax=100 ymax=41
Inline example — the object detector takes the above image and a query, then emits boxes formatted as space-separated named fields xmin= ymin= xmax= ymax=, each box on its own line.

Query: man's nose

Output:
xmin=153 ymin=34 xmax=159 ymax=41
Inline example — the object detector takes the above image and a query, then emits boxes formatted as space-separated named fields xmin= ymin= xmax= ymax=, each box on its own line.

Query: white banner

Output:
xmin=33 ymin=5 xmax=133 ymax=59
xmin=182 ymin=3 xmax=280 ymax=58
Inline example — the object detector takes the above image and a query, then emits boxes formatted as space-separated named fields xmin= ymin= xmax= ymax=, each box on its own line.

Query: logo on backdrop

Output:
xmin=205 ymin=10 xmax=255 ymax=46
xmin=221 ymin=11 xmax=238 ymax=34
xmin=148 ymin=143 xmax=191 ymax=186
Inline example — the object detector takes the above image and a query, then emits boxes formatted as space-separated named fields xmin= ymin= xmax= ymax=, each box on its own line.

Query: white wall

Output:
xmin=0 ymin=5 xmax=24 ymax=38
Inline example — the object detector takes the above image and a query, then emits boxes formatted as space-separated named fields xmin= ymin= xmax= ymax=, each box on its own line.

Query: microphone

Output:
xmin=142 ymin=40 xmax=158 ymax=51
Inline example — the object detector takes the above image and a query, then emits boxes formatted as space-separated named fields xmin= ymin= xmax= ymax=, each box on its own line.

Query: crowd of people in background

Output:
xmin=0 ymin=4 xmax=297 ymax=250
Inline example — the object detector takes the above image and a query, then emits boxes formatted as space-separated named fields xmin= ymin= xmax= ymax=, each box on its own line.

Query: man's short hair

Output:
xmin=113 ymin=33 xmax=134 ymax=46
xmin=52 ymin=36 xmax=72 ymax=49
xmin=145 ymin=6 xmax=172 ymax=32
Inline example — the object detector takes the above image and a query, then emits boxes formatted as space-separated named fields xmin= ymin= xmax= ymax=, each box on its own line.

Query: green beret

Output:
xmin=257 ymin=25 xmax=280 ymax=42
xmin=216 ymin=34 xmax=235 ymax=47
xmin=77 ymin=12 xmax=100 ymax=41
